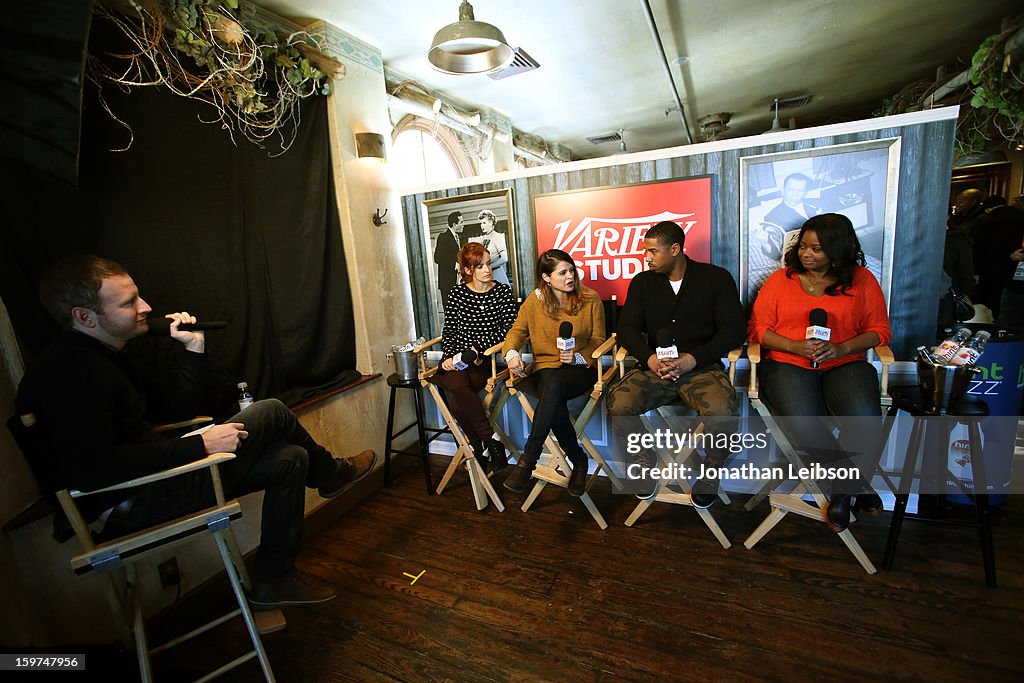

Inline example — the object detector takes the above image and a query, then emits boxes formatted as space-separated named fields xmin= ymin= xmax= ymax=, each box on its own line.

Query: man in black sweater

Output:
xmin=16 ymin=255 xmax=377 ymax=609
xmin=607 ymin=221 xmax=745 ymax=508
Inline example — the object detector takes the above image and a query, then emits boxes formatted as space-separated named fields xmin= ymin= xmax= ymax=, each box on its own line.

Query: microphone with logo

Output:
xmin=451 ymin=347 xmax=478 ymax=371
xmin=557 ymin=321 xmax=575 ymax=368
xmin=146 ymin=317 xmax=228 ymax=337
xmin=805 ymin=308 xmax=831 ymax=369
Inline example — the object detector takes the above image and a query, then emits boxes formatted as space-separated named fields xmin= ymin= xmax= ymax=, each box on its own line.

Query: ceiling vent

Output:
xmin=487 ymin=48 xmax=540 ymax=80
xmin=586 ymin=130 xmax=623 ymax=145
xmin=770 ymin=94 xmax=813 ymax=111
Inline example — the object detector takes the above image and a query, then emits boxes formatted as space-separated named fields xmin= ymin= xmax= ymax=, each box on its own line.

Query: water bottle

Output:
xmin=237 ymin=382 xmax=254 ymax=411
xmin=915 ymin=345 xmax=940 ymax=365
xmin=949 ymin=330 xmax=991 ymax=366
xmin=932 ymin=327 xmax=972 ymax=363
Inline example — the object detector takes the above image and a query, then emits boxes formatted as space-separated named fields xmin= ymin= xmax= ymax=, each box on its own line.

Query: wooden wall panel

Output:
xmin=403 ymin=118 xmax=956 ymax=356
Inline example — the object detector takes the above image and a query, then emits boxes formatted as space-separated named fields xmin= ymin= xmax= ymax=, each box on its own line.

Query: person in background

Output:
xmin=434 ymin=211 xmax=464 ymax=306
xmin=470 ymin=210 xmax=510 ymax=286
xmin=993 ymin=196 xmax=1024 ymax=330
xmin=606 ymin=220 xmax=745 ymax=507
xmin=16 ymin=255 xmax=378 ymax=609
xmin=436 ymin=242 xmax=517 ymax=472
xmin=939 ymin=192 xmax=979 ymax=331
xmin=748 ymin=214 xmax=891 ymax=532
xmin=501 ymin=249 xmax=605 ymax=497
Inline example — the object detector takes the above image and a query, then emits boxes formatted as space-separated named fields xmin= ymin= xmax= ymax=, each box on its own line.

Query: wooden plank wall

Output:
xmin=403 ymin=118 xmax=957 ymax=358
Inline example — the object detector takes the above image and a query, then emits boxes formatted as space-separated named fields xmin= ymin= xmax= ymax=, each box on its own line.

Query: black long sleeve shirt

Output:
xmin=617 ymin=259 xmax=745 ymax=369
xmin=15 ymin=330 xmax=212 ymax=493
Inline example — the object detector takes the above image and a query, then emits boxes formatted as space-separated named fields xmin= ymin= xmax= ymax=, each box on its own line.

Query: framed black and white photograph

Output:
xmin=739 ymin=138 xmax=901 ymax=305
xmin=421 ymin=188 xmax=518 ymax=333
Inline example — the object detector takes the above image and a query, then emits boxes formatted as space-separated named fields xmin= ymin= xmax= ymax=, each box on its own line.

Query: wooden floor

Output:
xmin=157 ymin=455 xmax=1024 ymax=682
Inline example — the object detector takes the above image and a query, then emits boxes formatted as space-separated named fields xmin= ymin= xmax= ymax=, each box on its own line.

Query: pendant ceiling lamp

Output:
xmin=428 ymin=0 xmax=515 ymax=75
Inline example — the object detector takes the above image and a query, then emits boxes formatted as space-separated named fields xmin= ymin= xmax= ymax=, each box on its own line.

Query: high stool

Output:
xmin=879 ymin=385 xmax=995 ymax=587
xmin=384 ymin=373 xmax=445 ymax=494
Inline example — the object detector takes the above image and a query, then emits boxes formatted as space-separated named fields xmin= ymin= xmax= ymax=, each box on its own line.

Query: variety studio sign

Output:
xmin=532 ymin=177 xmax=712 ymax=301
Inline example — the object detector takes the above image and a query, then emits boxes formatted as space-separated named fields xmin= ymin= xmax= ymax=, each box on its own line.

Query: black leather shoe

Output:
xmin=487 ymin=438 xmax=508 ymax=472
xmin=826 ymin=495 xmax=851 ymax=532
xmin=690 ymin=475 xmax=718 ymax=509
xmin=854 ymin=491 xmax=883 ymax=516
xmin=503 ymin=461 xmax=534 ymax=492
xmin=250 ymin=571 xmax=336 ymax=610
xmin=567 ymin=453 xmax=589 ymax=497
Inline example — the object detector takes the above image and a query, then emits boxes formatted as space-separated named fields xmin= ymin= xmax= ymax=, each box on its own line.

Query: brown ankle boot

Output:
xmin=503 ymin=458 xmax=535 ymax=492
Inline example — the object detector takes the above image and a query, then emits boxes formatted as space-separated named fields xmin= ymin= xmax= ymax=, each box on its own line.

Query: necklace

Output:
xmin=802 ymin=272 xmax=829 ymax=292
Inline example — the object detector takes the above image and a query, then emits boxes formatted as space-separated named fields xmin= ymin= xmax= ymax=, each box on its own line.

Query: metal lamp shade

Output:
xmin=428 ymin=3 xmax=514 ymax=74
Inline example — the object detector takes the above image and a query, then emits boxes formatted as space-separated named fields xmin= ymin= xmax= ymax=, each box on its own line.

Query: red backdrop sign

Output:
xmin=532 ymin=177 xmax=712 ymax=302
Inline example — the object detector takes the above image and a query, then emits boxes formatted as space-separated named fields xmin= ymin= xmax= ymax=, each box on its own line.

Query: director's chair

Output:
xmin=740 ymin=343 xmax=894 ymax=574
xmin=618 ymin=347 xmax=743 ymax=549
xmin=7 ymin=413 xmax=280 ymax=682
xmin=416 ymin=339 xmax=515 ymax=512
xmin=506 ymin=333 xmax=623 ymax=529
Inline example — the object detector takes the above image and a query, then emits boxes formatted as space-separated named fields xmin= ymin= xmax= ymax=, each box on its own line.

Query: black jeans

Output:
xmin=103 ymin=399 xmax=337 ymax=577
xmin=760 ymin=359 xmax=882 ymax=494
xmin=520 ymin=365 xmax=597 ymax=463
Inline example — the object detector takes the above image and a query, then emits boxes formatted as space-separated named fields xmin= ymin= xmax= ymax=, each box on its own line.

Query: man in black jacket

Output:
xmin=607 ymin=222 xmax=745 ymax=508
xmin=16 ymin=255 xmax=377 ymax=609
xmin=433 ymin=210 xmax=464 ymax=305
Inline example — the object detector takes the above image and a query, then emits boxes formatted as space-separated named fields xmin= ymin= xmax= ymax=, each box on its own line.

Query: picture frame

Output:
xmin=421 ymin=188 xmax=518 ymax=334
xmin=532 ymin=176 xmax=713 ymax=303
xmin=739 ymin=138 xmax=901 ymax=305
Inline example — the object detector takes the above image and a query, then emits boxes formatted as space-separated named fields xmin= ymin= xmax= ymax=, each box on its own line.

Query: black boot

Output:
xmin=826 ymin=495 xmax=851 ymax=532
xmin=503 ymin=456 xmax=536 ymax=492
xmin=487 ymin=438 xmax=508 ymax=473
xmin=470 ymin=441 xmax=489 ymax=474
xmin=691 ymin=454 xmax=723 ymax=509
xmin=568 ymin=450 xmax=589 ymax=497
xmin=854 ymin=491 xmax=883 ymax=516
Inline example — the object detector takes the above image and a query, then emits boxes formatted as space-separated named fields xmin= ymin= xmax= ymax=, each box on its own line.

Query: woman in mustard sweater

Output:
xmin=501 ymin=249 xmax=606 ymax=496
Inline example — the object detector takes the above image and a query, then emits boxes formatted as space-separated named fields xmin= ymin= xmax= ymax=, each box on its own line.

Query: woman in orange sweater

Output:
xmin=501 ymin=249 xmax=606 ymax=496
xmin=748 ymin=213 xmax=891 ymax=532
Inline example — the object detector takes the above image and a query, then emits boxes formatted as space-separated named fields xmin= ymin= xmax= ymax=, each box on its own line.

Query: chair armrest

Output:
xmin=152 ymin=416 xmax=213 ymax=434
xmin=747 ymin=343 xmax=761 ymax=396
xmin=874 ymin=345 xmax=894 ymax=399
xmin=413 ymin=336 xmax=442 ymax=353
xmin=591 ymin=333 xmax=617 ymax=359
xmin=725 ymin=346 xmax=743 ymax=386
xmin=415 ymin=336 xmax=444 ymax=377
xmin=71 ymin=453 xmax=237 ymax=498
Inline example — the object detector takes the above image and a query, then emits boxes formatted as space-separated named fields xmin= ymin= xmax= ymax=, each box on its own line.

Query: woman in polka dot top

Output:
xmin=436 ymin=242 xmax=518 ymax=472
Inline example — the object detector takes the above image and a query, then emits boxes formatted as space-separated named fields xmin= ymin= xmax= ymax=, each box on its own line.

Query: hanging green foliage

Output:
xmin=89 ymin=0 xmax=331 ymax=151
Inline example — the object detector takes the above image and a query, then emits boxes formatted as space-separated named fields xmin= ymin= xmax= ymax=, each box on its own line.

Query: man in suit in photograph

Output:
xmin=434 ymin=211 xmax=464 ymax=305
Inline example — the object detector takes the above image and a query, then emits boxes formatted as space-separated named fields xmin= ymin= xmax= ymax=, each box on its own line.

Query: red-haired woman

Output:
xmin=436 ymin=242 xmax=517 ymax=471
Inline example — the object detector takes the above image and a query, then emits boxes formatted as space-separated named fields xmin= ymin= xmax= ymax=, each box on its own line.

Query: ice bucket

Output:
xmin=388 ymin=350 xmax=420 ymax=381
xmin=916 ymin=359 xmax=979 ymax=414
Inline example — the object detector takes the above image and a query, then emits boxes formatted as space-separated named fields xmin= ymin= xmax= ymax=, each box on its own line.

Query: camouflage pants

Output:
xmin=606 ymin=365 xmax=739 ymax=464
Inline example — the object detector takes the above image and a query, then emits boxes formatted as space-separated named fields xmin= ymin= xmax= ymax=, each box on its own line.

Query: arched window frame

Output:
xmin=391 ymin=115 xmax=476 ymax=182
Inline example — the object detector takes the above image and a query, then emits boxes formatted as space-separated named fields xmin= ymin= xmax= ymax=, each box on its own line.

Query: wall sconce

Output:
xmin=355 ymin=132 xmax=387 ymax=160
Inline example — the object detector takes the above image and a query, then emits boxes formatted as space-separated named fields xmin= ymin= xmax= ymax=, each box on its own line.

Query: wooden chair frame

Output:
xmin=9 ymin=414 xmax=281 ymax=683
xmin=740 ymin=343 xmax=894 ymax=575
xmin=415 ymin=339 xmax=513 ymax=511
xmin=505 ymin=334 xmax=622 ymax=530
xmin=618 ymin=347 xmax=743 ymax=549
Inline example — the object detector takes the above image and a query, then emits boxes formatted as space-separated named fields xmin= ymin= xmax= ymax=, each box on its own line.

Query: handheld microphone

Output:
xmin=452 ymin=348 xmax=478 ymax=371
xmin=146 ymin=317 xmax=228 ymax=336
xmin=806 ymin=308 xmax=830 ymax=368
xmin=655 ymin=328 xmax=678 ymax=360
xmin=557 ymin=321 xmax=575 ymax=367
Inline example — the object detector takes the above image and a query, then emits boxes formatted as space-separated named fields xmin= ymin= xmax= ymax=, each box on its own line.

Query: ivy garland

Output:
xmin=89 ymin=0 xmax=329 ymax=152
